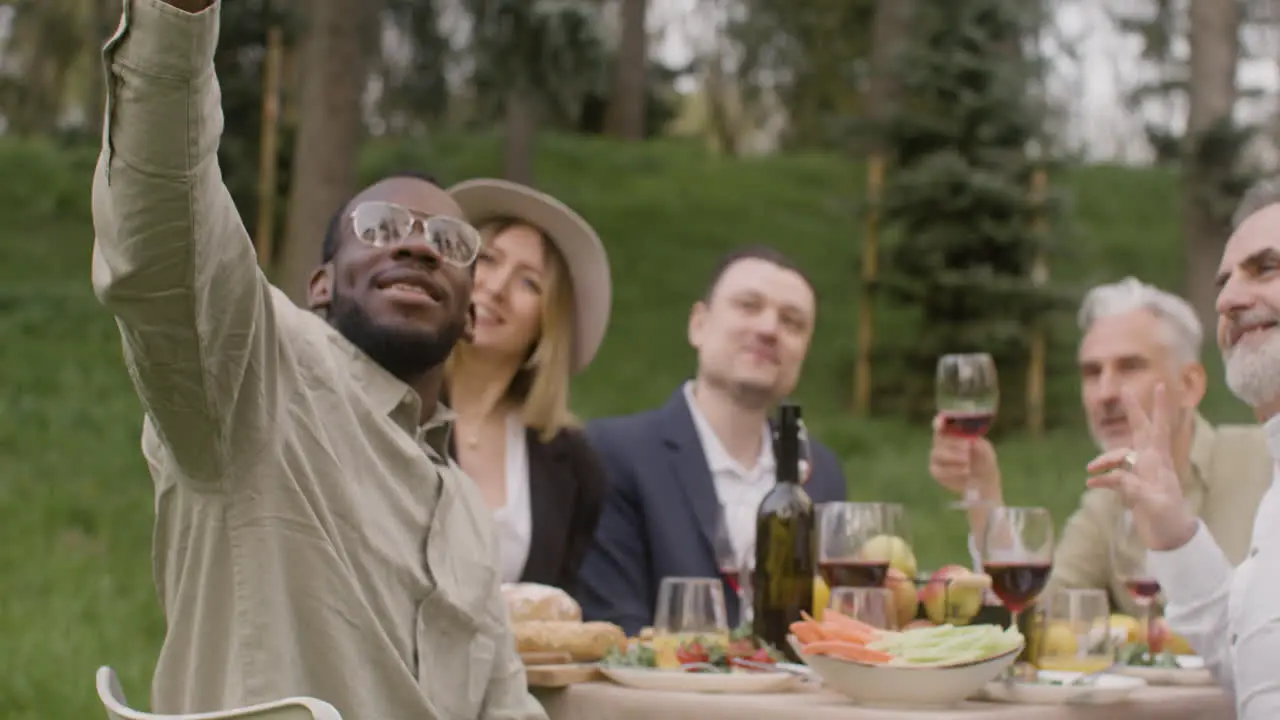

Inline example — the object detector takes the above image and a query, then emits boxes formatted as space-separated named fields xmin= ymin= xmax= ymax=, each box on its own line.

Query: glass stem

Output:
xmin=1142 ymin=598 xmax=1155 ymax=654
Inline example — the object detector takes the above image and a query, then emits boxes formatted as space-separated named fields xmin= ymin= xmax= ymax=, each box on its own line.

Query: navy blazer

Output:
xmin=576 ymin=388 xmax=848 ymax=635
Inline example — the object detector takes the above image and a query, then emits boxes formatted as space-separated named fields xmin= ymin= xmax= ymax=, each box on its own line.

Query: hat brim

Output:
xmin=447 ymin=178 xmax=611 ymax=374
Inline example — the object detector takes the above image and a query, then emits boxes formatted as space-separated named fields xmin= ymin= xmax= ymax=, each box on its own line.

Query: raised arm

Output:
xmin=92 ymin=0 xmax=278 ymax=488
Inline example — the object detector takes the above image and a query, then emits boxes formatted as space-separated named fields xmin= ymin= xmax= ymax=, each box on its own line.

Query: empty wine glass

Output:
xmin=653 ymin=577 xmax=730 ymax=641
xmin=936 ymin=353 xmax=999 ymax=509
xmin=1112 ymin=511 xmax=1162 ymax=654
xmin=817 ymin=502 xmax=909 ymax=589
xmin=982 ymin=506 xmax=1054 ymax=672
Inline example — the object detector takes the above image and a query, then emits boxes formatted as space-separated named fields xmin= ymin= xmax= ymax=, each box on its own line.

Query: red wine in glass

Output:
xmin=819 ymin=560 xmax=889 ymax=588
xmin=940 ymin=410 xmax=995 ymax=438
xmin=985 ymin=562 xmax=1052 ymax=614
xmin=720 ymin=566 xmax=742 ymax=594
xmin=1125 ymin=577 xmax=1161 ymax=600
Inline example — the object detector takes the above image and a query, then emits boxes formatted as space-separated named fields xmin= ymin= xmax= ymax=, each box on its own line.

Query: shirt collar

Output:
xmin=1187 ymin=412 xmax=1215 ymax=488
xmin=1263 ymin=413 xmax=1280 ymax=462
xmin=319 ymin=315 xmax=455 ymax=457
xmin=682 ymin=381 xmax=774 ymax=475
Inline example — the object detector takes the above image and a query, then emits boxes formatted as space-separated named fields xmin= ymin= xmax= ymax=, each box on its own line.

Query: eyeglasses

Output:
xmin=349 ymin=201 xmax=482 ymax=267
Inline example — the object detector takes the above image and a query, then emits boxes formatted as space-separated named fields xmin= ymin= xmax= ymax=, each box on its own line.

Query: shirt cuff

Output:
xmin=105 ymin=0 xmax=220 ymax=79
xmin=1147 ymin=521 xmax=1233 ymax=608
xmin=967 ymin=533 xmax=983 ymax=572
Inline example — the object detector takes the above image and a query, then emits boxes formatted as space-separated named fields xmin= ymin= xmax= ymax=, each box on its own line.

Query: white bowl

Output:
xmin=788 ymin=635 xmax=1022 ymax=708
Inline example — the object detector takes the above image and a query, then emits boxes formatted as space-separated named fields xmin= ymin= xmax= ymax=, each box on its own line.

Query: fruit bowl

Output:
xmin=787 ymin=634 xmax=1022 ymax=707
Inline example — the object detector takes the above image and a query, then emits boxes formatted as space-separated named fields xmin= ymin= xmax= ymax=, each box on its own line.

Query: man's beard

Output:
xmin=1225 ymin=329 xmax=1280 ymax=409
xmin=329 ymin=288 xmax=465 ymax=382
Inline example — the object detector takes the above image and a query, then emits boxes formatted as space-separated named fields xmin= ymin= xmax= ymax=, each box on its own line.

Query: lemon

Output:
xmin=1110 ymin=614 xmax=1141 ymax=643
xmin=1042 ymin=621 xmax=1077 ymax=656
xmin=813 ymin=575 xmax=830 ymax=620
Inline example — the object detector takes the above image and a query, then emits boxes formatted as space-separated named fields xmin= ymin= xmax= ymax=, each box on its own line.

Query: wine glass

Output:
xmin=982 ymin=506 xmax=1054 ymax=669
xmin=829 ymin=587 xmax=900 ymax=631
xmin=1112 ymin=511 xmax=1163 ymax=654
xmin=936 ymin=353 xmax=999 ymax=508
xmin=653 ymin=577 xmax=730 ymax=642
xmin=713 ymin=507 xmax=753 ymax=628
xmin=817 ymin=502 xmax=909 ymax=589
xmin=1037 ymin=588 xmax=1113 ymax=674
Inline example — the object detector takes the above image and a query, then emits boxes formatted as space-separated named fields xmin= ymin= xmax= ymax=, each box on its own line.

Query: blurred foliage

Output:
xmin=869 ymin=0 xmax=1075 ymax=429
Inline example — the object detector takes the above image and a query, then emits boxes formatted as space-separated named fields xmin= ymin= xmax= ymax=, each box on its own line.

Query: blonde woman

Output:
xmin=445 ymin=179 xmax=612 ymax=593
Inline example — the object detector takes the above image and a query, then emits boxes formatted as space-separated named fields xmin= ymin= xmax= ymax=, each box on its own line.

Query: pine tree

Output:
xmin=870 ymin=0 xmax=1072 ymax=429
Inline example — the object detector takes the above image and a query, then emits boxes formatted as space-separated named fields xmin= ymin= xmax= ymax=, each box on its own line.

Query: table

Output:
xmin=536 ymin=682 xmax=1233 ymax=720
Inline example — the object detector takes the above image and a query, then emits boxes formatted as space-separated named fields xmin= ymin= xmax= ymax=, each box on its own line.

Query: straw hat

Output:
xmin=447 ymin=178 xmax=611 ymax=374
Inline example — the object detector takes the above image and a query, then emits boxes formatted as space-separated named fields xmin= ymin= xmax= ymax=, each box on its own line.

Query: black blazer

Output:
xmin=449 ymin=426 xmax=607 ymax=594
xmin=575 ymin=388 xmax=848 ymax=636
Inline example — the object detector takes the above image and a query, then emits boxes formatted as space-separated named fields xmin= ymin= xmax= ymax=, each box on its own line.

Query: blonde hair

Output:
xmin=447 ymin=219 xmax=579 ymax=442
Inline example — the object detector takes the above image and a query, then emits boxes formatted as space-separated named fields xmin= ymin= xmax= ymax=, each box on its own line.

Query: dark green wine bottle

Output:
xmin=752 ymin=402 xmax=815 ymax=662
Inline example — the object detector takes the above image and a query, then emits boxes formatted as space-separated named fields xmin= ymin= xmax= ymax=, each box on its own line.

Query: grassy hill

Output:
xmin=0 ymin=133 xmax=1248 ymax=717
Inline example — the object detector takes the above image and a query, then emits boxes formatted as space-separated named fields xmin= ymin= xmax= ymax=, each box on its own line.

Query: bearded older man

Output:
xmin=930 ymin=277 xmax=1272 ymax=616
xmin=1089 ymin=179 xmax=1280 ymax=719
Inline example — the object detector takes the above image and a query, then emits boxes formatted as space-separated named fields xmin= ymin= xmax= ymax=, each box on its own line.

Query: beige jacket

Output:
xmin=1048 ymin=414 xmax=1272 ymax=616
xmin=92 ymin=2 xmax=545 ymax=718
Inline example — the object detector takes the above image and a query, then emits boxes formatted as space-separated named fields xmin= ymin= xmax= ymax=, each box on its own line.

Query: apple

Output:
xmin=919 ymin=565 xmax=990 ymax=626
xmin=858 ymin=534 xmax=918 ymax=579
xmin=884 ymin=568 xmax=919 ymax=628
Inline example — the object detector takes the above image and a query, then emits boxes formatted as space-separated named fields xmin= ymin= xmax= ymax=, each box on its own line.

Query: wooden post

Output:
xmin=855 ymin=154 xmax=885 ymax=416
xmin=255 ymin=25 xmax=286 ymax=271
xmin=1026 ymin=167 xmax=1049 ymax=437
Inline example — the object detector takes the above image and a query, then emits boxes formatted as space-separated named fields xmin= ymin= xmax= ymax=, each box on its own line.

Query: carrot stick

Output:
xmin=801 ymin=640 xmax=893 ymax=664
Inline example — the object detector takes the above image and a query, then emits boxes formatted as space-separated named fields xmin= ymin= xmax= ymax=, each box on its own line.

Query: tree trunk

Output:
xmin=1182 ymin=0 xmax=1240 ymax=332
xmin=503 ymin=83 xmax=538 ymax=184
xmin=865 ymin=0 xmax=914 ymax=154
xmin=277 ymin=0 xmax=380 ymax=303
xmin=606 ymin=0 xmax=648 ymax=139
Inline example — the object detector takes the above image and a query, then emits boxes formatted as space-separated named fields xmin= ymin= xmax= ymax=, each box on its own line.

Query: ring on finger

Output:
xmin=1120 ymin=451 xmax=1138 ymax=473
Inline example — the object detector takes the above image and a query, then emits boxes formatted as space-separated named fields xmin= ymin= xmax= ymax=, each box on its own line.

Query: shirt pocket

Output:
xmin=416 ymin=593 xmax=497 ymax=719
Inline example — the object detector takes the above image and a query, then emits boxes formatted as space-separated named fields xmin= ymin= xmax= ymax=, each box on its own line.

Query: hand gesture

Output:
xmin=928 ymin=414 xmax=1002 ymax=499
xmin=1085 ymin=383 xmax=1197 ymax=552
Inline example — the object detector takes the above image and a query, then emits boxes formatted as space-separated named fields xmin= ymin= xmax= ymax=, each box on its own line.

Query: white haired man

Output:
xmin=1088 ymin=181 xmax=1280 ymax=718
xmin=929 ymin=276 xmax=1272 ymax=616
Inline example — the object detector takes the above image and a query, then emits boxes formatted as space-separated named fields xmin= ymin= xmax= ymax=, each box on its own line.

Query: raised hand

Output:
xmin=1085 ymin=383 xmax=1198 ymax=551
xmin=928 ymin=414 xmax=1002 ymax=498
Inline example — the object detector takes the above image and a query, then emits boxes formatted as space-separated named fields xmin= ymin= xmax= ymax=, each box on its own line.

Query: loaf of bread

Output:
xmin=515 ymin=620 xmax=627 ymax=662
xmin=502 ymin=583 xmax=582 ymax=623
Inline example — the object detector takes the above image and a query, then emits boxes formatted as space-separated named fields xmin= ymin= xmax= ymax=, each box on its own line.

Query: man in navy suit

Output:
xmin=578 ymin=246 xmax=848 ymax=635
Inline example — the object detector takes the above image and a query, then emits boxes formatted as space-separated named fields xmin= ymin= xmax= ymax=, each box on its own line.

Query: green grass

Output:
xmin=0 ymin=134 xmax=1250 ymax=718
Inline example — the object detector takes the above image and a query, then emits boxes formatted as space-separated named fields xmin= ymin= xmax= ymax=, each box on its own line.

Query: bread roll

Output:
xmin=515 ymin=621 xmax=627 ymax=662
xmin=502 ymin=583 xmax=582 ymax=623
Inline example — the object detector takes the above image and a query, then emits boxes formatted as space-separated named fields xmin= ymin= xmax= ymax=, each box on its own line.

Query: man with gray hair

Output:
xmin=1087 ymin=177 xmax=1280 ymax=718
xmin=929 ymin=276 xmax=1271 ymax=617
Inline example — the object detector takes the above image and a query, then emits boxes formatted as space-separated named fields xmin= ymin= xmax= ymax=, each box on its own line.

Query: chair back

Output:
xmin=96 ymin=667 xmax=343 ymax=720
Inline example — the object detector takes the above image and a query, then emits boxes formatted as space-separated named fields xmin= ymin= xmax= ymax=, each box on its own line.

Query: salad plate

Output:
xmin=979 ymin=670 xmax=1147 ymax=705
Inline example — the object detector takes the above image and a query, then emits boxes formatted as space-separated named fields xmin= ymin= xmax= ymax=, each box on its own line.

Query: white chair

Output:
xmin=96 ymin=667 xmax=343 ymax=720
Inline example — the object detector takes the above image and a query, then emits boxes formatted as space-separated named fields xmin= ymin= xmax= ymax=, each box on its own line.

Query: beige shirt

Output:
xmin=1048 ymin=413 xmax=1272 ymax=616
xmin=92 ymin=2 xmax=545 ymax=718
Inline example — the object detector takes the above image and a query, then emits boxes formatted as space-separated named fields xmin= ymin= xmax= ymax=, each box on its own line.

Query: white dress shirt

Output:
xmin=493 ymin=412 xmax=533 ymax=584
xmin=1148 ymin=414 xmax=1280 ymax=719
xmin=683 ymin=381 xmax=775 ymax=568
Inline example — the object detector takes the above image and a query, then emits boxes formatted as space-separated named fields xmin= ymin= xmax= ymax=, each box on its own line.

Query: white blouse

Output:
xmin=492 ymin=412 xmax=533 ymax=584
